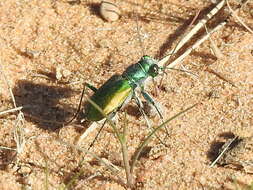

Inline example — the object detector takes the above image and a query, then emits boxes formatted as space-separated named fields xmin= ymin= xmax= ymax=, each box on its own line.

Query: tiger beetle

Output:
xmin=77 ymin=55 xmax=168 ymax=147
xmin=83 ymin=55 xmax=164 ymax=123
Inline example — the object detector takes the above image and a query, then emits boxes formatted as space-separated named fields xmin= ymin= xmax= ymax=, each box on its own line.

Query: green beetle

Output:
xmin=83 ymin=55 xmax=163 ymax=122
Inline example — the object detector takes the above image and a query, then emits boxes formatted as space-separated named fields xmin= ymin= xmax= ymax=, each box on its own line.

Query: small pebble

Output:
xmin=17 ymin=165 xmax=32 ymax=177
xmin=210 ymin=0 xmax=218 ymax=3
xmin=100 ymin=1 xmax=120 ymax=22
xmin=62 ymin=68 xmax=71 ymax=78
xmin=55 ymin=67 xmax=71 ymax=80
xmin=56 ymin=67 xmax=62 ymax=80
xmin=98 ymin=39 xmax=111 ymax=48
xmin=250 ymin=8 xmax=253 ymax=18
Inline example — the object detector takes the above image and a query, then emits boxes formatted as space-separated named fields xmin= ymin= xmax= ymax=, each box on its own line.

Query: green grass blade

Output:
xmin=86 ymin=96 xmax=134 ymax=187
xmin=130 ymin=103 xmax=197 ymax=173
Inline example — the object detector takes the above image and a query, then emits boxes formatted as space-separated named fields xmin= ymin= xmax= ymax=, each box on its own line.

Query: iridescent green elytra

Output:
xmin=84 ymin=55 xmax=161 ymax=121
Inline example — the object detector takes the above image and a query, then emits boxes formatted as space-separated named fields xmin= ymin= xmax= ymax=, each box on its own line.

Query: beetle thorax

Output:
xmin=122 ymin=55 xmax=159 ymax=88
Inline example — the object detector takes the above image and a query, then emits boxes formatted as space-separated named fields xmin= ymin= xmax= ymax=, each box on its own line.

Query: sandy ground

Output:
xmin=0 ymin=0 xmax=253 ymax=189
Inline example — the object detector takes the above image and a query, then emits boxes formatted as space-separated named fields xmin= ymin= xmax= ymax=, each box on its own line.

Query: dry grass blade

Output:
xmin=158 ymin=0 xmax=226 ymax=67
xmin=167 ymin=20 xmax=227 ymax=69
xmin=0 ymin=64 xmax=17 ymax=108
xmin=226 ymin=0 xmax=253 ymax=34
xmin=205 ymin=25 xmax=224 ymax=59
xmin=210 ymin=136 xmax=238 ymax=167
xmin=206 ymin=68 xmax=236 ymax=87
xmin=0 ymin=106 xmax=23 ymax=116
xmin=77 ymin=121 xmax=100 ymax=143
xmin=56 ymin=138 xmax=120 ymax=174
xmin=0 ymin=63 xmax=26 ymax=155
xmin=57 ymin=137 xmax=123 ymax=189
xmin=44 ymin=160 xmax=49 ymax=190
xmin=13 ymin=112 xmax=26 ymax=154
xmin=0 ymin=146 xmax=16 ymax=151
xmin=85 ymin=96 xmax=134 ymax=187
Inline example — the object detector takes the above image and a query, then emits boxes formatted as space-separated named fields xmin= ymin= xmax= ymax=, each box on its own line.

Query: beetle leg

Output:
xmin=133 ymin=90 xmax=170 ymax=147
xmin=140 ymin=88 xmax=163 ymax=119
xmin=140 ymin=88 xmax=173 ymax=142
xmin=78 ymin=112 xmax=116 ymax=146
xmin=84 ymin=82 xmax=98 ymax=92
xmin=132 ymin=90 xmax=152 ymax=128
xmin=86 ymin=119 xmax=107 ymax=150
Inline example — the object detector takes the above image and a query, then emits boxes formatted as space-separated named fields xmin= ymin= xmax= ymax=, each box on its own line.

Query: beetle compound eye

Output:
xmin=142 ymin=55 xmax=150 ymax=61
xmin=149 ymin=64 xmax=159 ymax=77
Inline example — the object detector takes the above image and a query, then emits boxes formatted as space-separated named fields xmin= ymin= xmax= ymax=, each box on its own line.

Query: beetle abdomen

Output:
xmin=85 ymin=75 xmax=132 ymax=121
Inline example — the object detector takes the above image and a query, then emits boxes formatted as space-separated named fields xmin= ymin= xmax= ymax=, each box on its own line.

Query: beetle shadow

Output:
xmin=12 ymin=80 xmax=76 ymax=131
xmin=123 ymin=104 xmax=142 ymax=119
xmin=0 ymin=149 xmax=17 ymax=171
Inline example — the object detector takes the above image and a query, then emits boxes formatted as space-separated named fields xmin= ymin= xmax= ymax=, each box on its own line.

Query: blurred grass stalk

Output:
xmin=86 ymin=96 xmax=197 ymax=188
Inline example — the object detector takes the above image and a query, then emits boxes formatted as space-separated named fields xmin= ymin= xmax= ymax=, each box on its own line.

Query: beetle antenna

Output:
xmin=134 ymin=2 xmax=145 ymax=56
xmin=166 ymin=67 xmax=198 ymax=78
